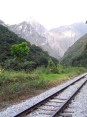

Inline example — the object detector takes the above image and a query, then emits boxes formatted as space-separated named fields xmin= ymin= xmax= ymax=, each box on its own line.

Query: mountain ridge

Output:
xmin=0 ymin=24 xmax=57 ymax=70
xmin=0 ymin=19 xmax=87 ymax=59
xmin=61 ymin=33 xmax=87 ymax=67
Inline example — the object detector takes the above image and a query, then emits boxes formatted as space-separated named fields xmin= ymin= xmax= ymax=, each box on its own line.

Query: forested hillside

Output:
xmin=61 ymin=33 xmax=87 ymax=67
xmin=0 ymin=24 xmax=58 ymax=70
xmin=9 ymin=21 xmax=87 ymax=58
xmin=0 ymin=25 xmax=86 ymax=109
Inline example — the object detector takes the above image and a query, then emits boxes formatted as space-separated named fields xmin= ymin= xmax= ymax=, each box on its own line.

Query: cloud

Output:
xmin=0 ymin=0 xmax=87 ymax=29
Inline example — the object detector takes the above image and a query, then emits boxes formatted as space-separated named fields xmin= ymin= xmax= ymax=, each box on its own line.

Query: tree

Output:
xmin=48 ymin=58 xmax=55 ymax=68
xmin=10 ymin=42 xmax=30 ymax=61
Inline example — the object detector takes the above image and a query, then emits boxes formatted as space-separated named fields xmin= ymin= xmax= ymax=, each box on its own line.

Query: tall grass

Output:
xmin=0 ymin=70 xmax=49 ymax=102
xmin=0 ymin=66 xmax=86 ymax=103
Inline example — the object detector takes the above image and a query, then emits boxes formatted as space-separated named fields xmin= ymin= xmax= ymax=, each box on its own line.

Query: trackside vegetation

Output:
xmin=0 ymin=66 xmax=86 ymax=106
xmin=0 ymin=24 xmax=58 ymax=71
xmin=0 ymin=24 xmax=87 ymax=109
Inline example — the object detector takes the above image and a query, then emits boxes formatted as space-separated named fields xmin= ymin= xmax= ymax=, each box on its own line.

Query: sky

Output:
xmin=0 ymin=0 xmax=87 ymax=29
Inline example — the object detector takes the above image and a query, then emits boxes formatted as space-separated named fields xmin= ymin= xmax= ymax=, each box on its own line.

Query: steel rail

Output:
xmin=15 ymin=73 xmax=87 ymax=117
xmin=52 ymin=78 xmax=87 ymax=117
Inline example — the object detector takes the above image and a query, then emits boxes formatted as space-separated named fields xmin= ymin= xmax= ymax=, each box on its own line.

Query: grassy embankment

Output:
xmin=0 ymin=66 xmax=86 ymax=108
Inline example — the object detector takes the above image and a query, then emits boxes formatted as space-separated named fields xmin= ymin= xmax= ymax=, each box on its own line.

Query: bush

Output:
xmin=2 ymin=59 xmax=37 ymax=71
xmin=19 ymin=61 xmax=36 ymax=71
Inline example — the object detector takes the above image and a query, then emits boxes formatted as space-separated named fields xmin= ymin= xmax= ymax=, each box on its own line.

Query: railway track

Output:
xmin=15 ymin=73 xmax=87 ymax=117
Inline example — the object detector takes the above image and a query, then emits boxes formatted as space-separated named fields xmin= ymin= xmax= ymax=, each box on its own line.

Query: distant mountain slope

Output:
xmin=0 ymin=24 xmax=57 ymax=70
xmin=61 ymin=33 xmax=87 ymax=67
xmin=0 ymin=20 xmax=5 ymax=25
xmin=1 ymin=19 xmax=87 ymax=59
xmin=9 ymin=21 xmax=62 ymax=59
xmin=50 ymin=23 xmax=87 ymax=54
xmin=9 ymin=21 xmax=87 ymax=59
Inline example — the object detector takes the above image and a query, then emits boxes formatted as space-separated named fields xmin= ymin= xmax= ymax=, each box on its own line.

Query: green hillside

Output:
xmin=61 ymin=33 xmax=87 ymax=67
xmin=0 ymin=24 xmax=86 ymax=106
xmin=0 ymin=24 xmax=58 ymax=70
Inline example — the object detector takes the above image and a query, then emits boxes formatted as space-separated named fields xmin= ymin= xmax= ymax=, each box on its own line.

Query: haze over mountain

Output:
xmin=9 ymin=20 xmax=62 ymax=59
xmin=61 ymin=33 xmax=87 ymax=67
xmin=0 ymin=19 xmax=87 ymax=59
xmin=50 ymin=23 xmax=87 ymax=54
xmin=0 ymin=20 xmax=6 ymax=26
xmin=0 ymin=24 xmax=58 ymax=70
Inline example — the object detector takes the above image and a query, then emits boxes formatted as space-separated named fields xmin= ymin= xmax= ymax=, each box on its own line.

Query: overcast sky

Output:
xmin=0 ymin=0 xmax=87 ymax=29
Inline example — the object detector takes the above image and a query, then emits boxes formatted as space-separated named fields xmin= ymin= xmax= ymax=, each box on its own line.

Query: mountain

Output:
xmin=50 ymin=22 xmax=87 ymax=55
xmin=61 ymin=33 xmax=87 ymax=67
xmin=9 ymin=21 xmax=87 ymax=59
xmin=0 ymin=20 xmax=5 ymax=26
xmin=0 ymin=18 xmax=86 ymax=59
xmin=0 ymin=24 xmax=57 ymax=70
xmin=9 ymin=21 xmax=61 ymax=59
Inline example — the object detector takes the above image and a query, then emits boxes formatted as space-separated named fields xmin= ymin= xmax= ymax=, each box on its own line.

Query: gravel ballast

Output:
xmin=0 ymin=73 xmax=87 ymax=117
xmin=62 ymin=76 xmax=87 ymax=117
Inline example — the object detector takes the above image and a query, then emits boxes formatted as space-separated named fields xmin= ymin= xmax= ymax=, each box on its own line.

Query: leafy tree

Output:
xmin=47 ymin=58 xmax=56 ymax=73
xmin=0 ymin=24 xmax=59 ymax=71
xmin=48 ymin=58 xmax=55 ymax=68
xmin=10 ymin=42 xmax=30 ymax=61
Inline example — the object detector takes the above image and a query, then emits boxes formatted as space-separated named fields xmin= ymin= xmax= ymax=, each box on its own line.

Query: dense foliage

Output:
xmin=61 ymin=33 xmax=87 ymax=67
xmin=72 ymin=44 xmax=87 ymax=67
xmin=0 ymin=66 xmax=86 ymax=102
xmin=10 ymin=42 xmax=30 ymax=61
xmin=0 ymin=24 xmax=58 ymax=71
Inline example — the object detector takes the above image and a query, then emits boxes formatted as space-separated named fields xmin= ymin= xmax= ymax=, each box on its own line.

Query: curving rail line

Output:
xmin=15 ymin=73 xmax=87 ymax=117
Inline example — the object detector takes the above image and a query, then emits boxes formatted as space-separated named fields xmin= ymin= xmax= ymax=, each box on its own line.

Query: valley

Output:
xmin=9 ymin=21 xmax=87 ymax=58
xmin=1 ymin=20 xmax=87 ymax=59
xmin=0 ymin=19 xmax=87 ymax=112
xmin=0 ymin=0 xmax=87 ymax=116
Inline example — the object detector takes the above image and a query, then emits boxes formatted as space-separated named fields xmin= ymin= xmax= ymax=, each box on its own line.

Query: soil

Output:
xmin=0 ymin=89 xmax=47 ymax=110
